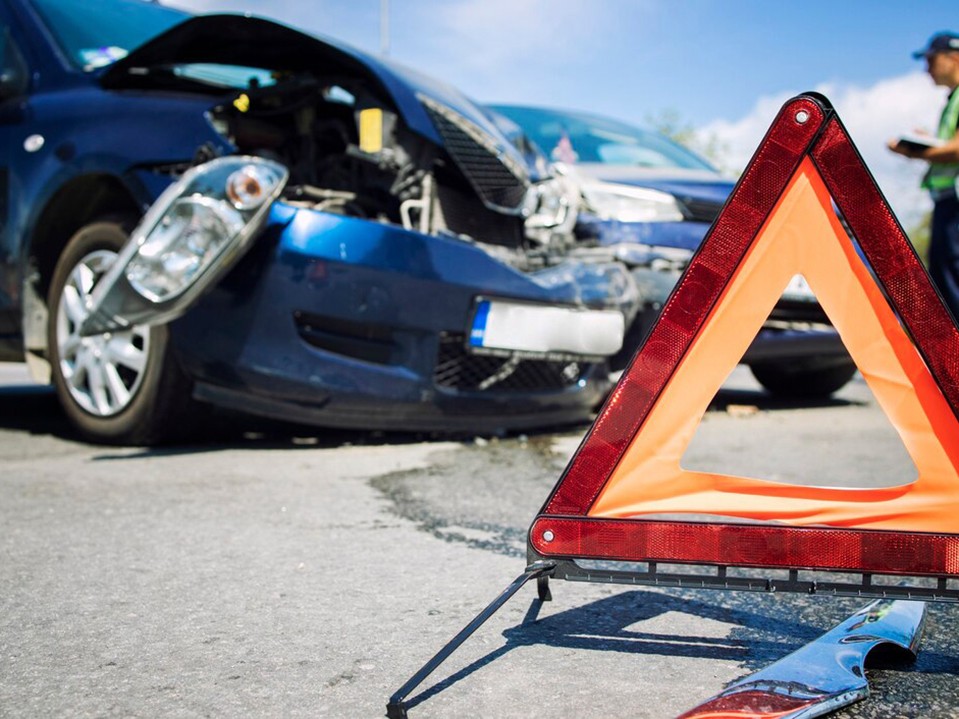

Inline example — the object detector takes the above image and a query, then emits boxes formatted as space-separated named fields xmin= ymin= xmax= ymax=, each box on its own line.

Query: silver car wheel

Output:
xmin=55 ymin=249 xmax=151 ymax=417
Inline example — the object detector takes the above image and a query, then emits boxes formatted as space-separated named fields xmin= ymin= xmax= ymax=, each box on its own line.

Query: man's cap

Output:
xmin=913 ymin=32 xmax=959 ymax=59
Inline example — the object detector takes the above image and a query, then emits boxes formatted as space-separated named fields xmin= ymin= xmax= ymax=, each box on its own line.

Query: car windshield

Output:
xmin=30 ymin=0 xmax=188 ymax=71
xmin=491 ymin=105 xmax=716 ymax=172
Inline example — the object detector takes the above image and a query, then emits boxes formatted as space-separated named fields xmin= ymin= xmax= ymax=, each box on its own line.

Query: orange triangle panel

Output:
xmin=530 ymin=93 xmax=959 ymax=577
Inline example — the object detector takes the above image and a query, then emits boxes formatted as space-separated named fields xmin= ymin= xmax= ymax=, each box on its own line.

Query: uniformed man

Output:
xmin=889 ymin=32 xmax=959 ymax=321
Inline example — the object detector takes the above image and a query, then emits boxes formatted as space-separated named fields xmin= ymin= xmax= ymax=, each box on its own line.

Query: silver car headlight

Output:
xmin=125 ymin=195 xmax=247 ymax=301
xmin=124 ymin=158 xmax=287 ymax=302
xmin=581 ymin=181 xmax=684 ymax=223
xmin=79 ymin=156 xmax=288 ymax=335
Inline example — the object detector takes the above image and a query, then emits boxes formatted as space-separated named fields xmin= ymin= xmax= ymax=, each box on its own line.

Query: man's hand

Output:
xmin=887 ymin=137 xmax=924 ymax=158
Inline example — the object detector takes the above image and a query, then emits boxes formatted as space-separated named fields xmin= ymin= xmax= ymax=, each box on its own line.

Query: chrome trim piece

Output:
xmin=676 ymin=598 xmax=925 ymax=718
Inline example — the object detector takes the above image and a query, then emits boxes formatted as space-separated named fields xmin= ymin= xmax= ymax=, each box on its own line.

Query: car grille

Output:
xmin=678 ymin=197 xmax=725 ymax=223
xmin=420 ymin=96 xmax=528 ymax=211
xmin=434 ymin=334 xmax=585 ymax=392
xmin=434 ymin=184 xmax=524 ymax=247
xmin=294 ymin=311 xmax=396 ymax=364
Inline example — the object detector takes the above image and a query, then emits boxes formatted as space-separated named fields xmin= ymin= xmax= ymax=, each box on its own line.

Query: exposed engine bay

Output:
xmin=205 ymin=75 xmax=579 ymax=271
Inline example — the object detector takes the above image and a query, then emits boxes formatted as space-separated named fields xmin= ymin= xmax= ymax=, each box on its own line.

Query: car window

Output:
xmin=29 ymin=0 xmax=187 ymax=71
xmin=492 ymin=105 xmax=716 ymax=172
xmin=171 ymin=63 xmax=276 ymax=90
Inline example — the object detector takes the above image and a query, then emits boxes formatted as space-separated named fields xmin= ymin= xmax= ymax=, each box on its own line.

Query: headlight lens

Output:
xmin=126 ymin=196 xmax=246 ymax=301
xmin=581 ymin=181 xmax=684 ymax=223
xmin=124 ymin=156 xmax=287 ymax=303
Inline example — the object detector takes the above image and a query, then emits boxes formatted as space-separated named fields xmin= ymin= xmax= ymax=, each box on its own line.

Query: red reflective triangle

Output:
xmin=530 ymin=93 xmax=959 ymax=576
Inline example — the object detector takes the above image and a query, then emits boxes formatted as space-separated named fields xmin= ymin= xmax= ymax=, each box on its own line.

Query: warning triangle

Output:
xmin=529 ymin=93 xmax=959 ymax=577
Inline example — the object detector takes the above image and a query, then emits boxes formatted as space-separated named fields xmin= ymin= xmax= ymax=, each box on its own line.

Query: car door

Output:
xmin=0 ymin=2 xmax=30 ymax=358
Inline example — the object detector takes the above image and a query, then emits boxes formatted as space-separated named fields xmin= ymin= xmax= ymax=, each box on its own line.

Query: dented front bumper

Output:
xmin=83 ymin=161 xmax=638 ymax=431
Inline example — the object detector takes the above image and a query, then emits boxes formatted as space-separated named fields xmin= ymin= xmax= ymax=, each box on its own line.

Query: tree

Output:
xmin=644 ymin=108 xmax=730 ymax=172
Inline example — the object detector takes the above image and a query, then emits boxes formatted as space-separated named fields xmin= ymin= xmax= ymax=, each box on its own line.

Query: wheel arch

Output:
xmin=23 ymin=174 xmax=142 ymax=381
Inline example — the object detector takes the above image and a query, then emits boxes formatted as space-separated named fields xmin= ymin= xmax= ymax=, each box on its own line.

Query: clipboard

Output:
xmin=896 ymin=133 xmax=944 ymax=152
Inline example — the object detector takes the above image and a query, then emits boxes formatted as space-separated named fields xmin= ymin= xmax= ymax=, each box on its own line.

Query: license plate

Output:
xmin=468 ymin=299 xmax=624 ymax=357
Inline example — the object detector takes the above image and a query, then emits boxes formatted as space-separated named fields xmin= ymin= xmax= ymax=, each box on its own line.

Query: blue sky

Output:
xmin=170 ymin=0 xmax=958 ymax=226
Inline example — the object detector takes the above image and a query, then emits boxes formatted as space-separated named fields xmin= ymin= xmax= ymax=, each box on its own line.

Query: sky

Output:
xmin=168 ymin=0 xmax=958 ymax=228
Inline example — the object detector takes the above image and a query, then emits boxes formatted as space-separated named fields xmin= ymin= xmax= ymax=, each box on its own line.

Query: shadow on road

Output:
xmin=0 ymin=381 xmax=435 ymax=451
xmin=402 ymin=588 xmax=827 ymax=712
xmin=0 ymin=380 xmax=576 ymax=457
xmin=708 ymin=385 xmax=863 ymax=413
xmin=0 ymin=373 xmax=864 ymax=456
xmin=0 ymin=384 xmax=75 ymax=438
xmin=401 ymin=584 xmax=959 ymax=715
xmin=401 ymin=584 xmax=954 ymax=714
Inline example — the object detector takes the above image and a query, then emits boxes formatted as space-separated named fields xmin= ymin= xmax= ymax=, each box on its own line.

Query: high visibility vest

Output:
xmin=922 ymin=88 xmax=959 ymax=193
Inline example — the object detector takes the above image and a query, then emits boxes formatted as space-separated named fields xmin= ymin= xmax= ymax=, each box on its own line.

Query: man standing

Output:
xmin=889 ymin=32 xmax=959 ymax=321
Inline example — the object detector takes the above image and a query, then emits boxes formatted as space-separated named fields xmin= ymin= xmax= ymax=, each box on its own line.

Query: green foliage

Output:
xmin=644 ymin=108 xmax=732 ymax=174
xmin=644 ymin=108 xmax=697 ymax=147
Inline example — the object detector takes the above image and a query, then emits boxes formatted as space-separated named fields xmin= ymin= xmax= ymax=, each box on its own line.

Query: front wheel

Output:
xmin=47 ymin=217 xmax=197 ymax=444
xmin=749 ymin=361 xmax=858 ymax=399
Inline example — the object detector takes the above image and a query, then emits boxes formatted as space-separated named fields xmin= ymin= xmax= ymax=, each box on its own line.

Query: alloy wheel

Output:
xmin=55 ymin=249 xmax=151 ymax=416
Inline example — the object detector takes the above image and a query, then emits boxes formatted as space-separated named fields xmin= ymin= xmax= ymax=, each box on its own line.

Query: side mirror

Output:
xmin=0 ymin=28 xmax=28 ymax=101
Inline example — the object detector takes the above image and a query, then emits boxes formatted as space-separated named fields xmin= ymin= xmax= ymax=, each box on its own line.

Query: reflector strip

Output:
xmin=530 ymin=518 xmax=959 ymax=575
xmin=530 ymin=93 xmax=959 ymax=577
xmin=678 ymin=690 xmax=819 ymax=719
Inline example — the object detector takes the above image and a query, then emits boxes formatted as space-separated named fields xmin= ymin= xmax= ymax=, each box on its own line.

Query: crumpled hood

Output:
xmin=98 ymin=14 xmax=522 ymax=165
xmin=572 ymin=163 xmax=735 ymax=206
xmin=98 ymin=14 xmax=362 ymax=81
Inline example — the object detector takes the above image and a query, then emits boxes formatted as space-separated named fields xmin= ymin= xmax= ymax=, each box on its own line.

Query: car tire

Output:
xmin=749 ymin=361 xmax=858 ymax=399
xmin=47 ymin=216 xmax=198 ymax=444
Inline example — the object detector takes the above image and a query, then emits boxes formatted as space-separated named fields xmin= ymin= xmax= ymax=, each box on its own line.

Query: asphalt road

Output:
xmin=1 ymin=363 xmax=957 ymax=718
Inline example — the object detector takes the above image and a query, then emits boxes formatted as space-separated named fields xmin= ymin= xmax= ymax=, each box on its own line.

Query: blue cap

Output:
xmin=913 ymin=32 xmax=959 ymax=59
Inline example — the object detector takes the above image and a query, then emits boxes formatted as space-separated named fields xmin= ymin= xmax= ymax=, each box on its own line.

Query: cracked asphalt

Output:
xmin=1 ymin=364 xmax=957 ymax=718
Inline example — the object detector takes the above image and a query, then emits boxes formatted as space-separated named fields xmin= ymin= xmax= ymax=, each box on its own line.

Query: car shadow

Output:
xmin=0 ymin=375 xmax=864 ymax=456
xmin=0 ymin=382 xmax=589 ymax=457
xmin=0 ymin=380 xmax=458 ymax=451
xmin=0 ymin=383 xmax=77 ymax=438
xmin=707 ymin=385 xmax=863 ymax=413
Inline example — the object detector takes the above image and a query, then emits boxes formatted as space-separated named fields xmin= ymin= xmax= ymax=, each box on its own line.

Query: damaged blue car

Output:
xmin=0 ymin=0 xmax=635 ymax=443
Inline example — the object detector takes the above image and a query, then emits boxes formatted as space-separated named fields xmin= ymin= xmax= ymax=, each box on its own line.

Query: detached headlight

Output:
xmin=125 ymin=157 xmax=287 ymax=302
xmin=125 ymin=196 xmax=247 ymax=301
xmin=79 ymin=156 xmax=289 ymax=336
xmin=581 ymin=181 xmax=684 ymax=223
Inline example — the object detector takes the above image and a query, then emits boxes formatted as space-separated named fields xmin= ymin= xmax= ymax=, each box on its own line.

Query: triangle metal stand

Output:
xmin=386 ymin=561 xmax=555 ymax=719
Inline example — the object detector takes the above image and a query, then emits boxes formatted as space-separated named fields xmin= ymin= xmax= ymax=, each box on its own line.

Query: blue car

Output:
xmin=490 ymin=105 xmax=857 ymax=398
xmin=0 ymin=0 xmax=636 ymax=443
